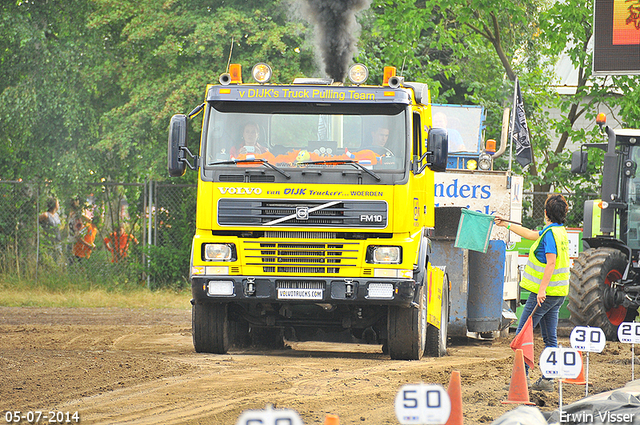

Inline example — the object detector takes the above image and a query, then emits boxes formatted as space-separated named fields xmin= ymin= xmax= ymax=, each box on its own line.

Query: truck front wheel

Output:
xmin=568 ymin=248 xmax=634 ymax=340
xmin=387 ymin=281 xmax=427 ymax=360
xmin=192 ymin=303 xmax=230 ymax=354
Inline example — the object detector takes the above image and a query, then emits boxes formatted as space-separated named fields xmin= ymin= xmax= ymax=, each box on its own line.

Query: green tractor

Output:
xmin=570 ymin=114 xmax=640 ymax=340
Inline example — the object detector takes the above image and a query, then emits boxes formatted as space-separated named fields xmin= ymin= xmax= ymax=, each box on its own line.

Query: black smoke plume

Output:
xmin=299 ymin=0 xmax=372 ymax=82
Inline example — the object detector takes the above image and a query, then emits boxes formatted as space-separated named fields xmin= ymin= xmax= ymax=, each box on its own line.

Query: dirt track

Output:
xmin=0 ymin=307 xmax=635 ymax=424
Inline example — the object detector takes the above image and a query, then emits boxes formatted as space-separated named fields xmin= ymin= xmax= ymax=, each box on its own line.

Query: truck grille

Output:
xmin=218 ymin=199 xmax=387 ymax=228
xmin=244 ymin=241 xmax=359 ymax=274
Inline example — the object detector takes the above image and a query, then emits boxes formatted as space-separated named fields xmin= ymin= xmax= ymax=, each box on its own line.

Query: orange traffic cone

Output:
xmin=561 ymin=351 xmax=586 ymax=385
xmin=445 ymin=370 xmax=463 ymax=425
xmin=324 ymin=414 xmax=340 ymax=425
xmin=502 ymin=349 xmax=535 ymax=405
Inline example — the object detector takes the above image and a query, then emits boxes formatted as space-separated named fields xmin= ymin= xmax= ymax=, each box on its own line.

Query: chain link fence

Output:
xmin=0 ymin=181 xmax=596 ymax=288
xmin=521 ymin=191 xmax=597 ymax=230
xmin=0 ymin=182 xmax=39 ymax=280
xmin=0 ymin=180 xmax=196 ymax=289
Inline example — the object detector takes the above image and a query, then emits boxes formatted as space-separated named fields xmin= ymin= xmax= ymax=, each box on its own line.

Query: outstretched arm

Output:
xmin=494 ymin=216 xmax=539 ymax=241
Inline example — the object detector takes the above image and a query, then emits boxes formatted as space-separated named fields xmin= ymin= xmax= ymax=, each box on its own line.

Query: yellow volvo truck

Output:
xmin=168 ymin=63 xmax=449 ymax=360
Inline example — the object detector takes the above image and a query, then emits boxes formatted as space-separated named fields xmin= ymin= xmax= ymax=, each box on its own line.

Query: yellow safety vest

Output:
xmin=520 ymin=226 xmax=570 ymax=296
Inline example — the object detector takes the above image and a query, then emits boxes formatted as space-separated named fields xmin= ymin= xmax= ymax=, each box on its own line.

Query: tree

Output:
xmin=361 ymin=0 xmax=640 ymax=225
xmin=0 ymin=0 xmax=103 ymax=188
xmin=86 ymin=0 xmax=315 ymax=182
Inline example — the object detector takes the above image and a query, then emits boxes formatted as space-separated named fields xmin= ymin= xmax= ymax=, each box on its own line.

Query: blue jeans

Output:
xmin=516 ymin=291 xmax=566 ymax=374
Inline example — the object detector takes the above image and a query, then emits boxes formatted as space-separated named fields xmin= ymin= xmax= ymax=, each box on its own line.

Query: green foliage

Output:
xmin=5 ymin=0 xmax=640 ymax=287
xmin=86 ymin=0 xmax=314 ymax=181
xmin=0 ymin=0 xmax=103 ymax=183
xmin=143 ymin=245 xmax=189 ymax=290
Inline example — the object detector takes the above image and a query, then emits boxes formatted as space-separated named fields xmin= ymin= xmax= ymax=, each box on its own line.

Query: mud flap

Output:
xmin=427 ymin=264 xmax=444 ymax=329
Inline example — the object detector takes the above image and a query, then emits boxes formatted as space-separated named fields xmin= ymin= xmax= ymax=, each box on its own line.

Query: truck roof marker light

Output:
xmin=229 ymin=64 xmax=242 ymax=84
xmin=384 ymin=91 xmax=395 ymax=97
xmin=383 ymin=66 xmax=396 ymax=86
xmin=219 ymin=88 xmax=231 ymax=94
xmin=596 ymin=113 xmax=607 ymax=126
xmin=252 ymin=63 xmax=272 ymax=84
xmin=348 ymin=63 xmax=369 ymax=85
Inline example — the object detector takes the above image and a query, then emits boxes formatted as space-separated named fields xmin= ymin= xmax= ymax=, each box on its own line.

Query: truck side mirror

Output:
xmin=427 ymin=128 xmax=448 ymax=172
xmin=168 ymin=114 xmax=188 ymax=177
xmin=571 ymin=150 xmax=588 ymax=174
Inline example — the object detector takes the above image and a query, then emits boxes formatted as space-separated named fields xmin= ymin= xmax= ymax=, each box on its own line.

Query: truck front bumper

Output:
xmin=191 ymin=276 xmax=417 ymax=307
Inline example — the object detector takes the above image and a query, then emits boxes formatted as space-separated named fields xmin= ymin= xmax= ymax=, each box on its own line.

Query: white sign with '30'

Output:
xmin=570 ymin=326 xmax=606 ymax=353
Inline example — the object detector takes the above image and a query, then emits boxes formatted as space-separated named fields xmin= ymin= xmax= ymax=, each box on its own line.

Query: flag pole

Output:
xmin=508 ymin=77 xmax=518 ymax=173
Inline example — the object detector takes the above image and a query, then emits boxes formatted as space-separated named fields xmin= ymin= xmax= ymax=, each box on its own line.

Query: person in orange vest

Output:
xmin=72 ymin=216 xmax=98 ymax=263
xmin=104 ymin=223 xmax=138 ymax=263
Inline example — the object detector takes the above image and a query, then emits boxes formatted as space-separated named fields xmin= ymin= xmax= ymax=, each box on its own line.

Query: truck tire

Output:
xmin=192 ymin=303 xmax=230 ymax=354
xmin=387 ymin=281 xmax=427 ymax=360
xmin=426 ymin=274 xmax=449 ymax=357
xmin=568 ymin=248 xmax=633 ymax=340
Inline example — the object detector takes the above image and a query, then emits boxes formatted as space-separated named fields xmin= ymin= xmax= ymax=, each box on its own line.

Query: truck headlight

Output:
xmin=478 ymin=152 xmax=493 ymax=170
xmin=203 ymin=243 xmax=235 ymax=261
xmin=367 ymin=246 xmax=401 ymax=264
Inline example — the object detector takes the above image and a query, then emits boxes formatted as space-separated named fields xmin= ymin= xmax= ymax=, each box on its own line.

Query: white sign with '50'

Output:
xmin=395 ymin=384 xmax=451 ymax=425
xmin=618 ymin=322 xmax=640 ymax=344
xmin=569 ymin=326 xmax=606 ymax=353
xmin=540 ymin=347 xmax=583 ymax=380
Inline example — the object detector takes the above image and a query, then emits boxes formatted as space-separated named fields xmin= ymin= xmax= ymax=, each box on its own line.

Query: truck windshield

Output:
xmin=203 ymin=102 xmax=407 ymax=172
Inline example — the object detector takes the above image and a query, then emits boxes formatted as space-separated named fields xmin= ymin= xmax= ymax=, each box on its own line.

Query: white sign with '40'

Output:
xmin=540 ymin=347 xmax=583 ymax=380
xmin=618 ymin=322 xmax=640 ymax=344
xmin=395 ymin=384 xmax=451 ymax=425
xmin=569 ymin=326 xmax=606 ymax=353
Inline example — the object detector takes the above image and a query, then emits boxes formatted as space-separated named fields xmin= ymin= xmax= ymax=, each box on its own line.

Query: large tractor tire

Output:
xmin=388 ymin=280 xmax=427 ymax=360
xmin=192 ymin=303 xmax=230 ymax=354
xmin=426 ymin=274 xmax=449 ymax=357
xmin=568 ymin=248 xmax=635 ymax=340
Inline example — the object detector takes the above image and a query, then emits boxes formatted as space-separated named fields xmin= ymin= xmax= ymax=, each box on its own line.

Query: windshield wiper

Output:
xmin=208 ymin=159 xmax=291 ymax=179
xmin=300 ymin=159 xmax=381 ymax=181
